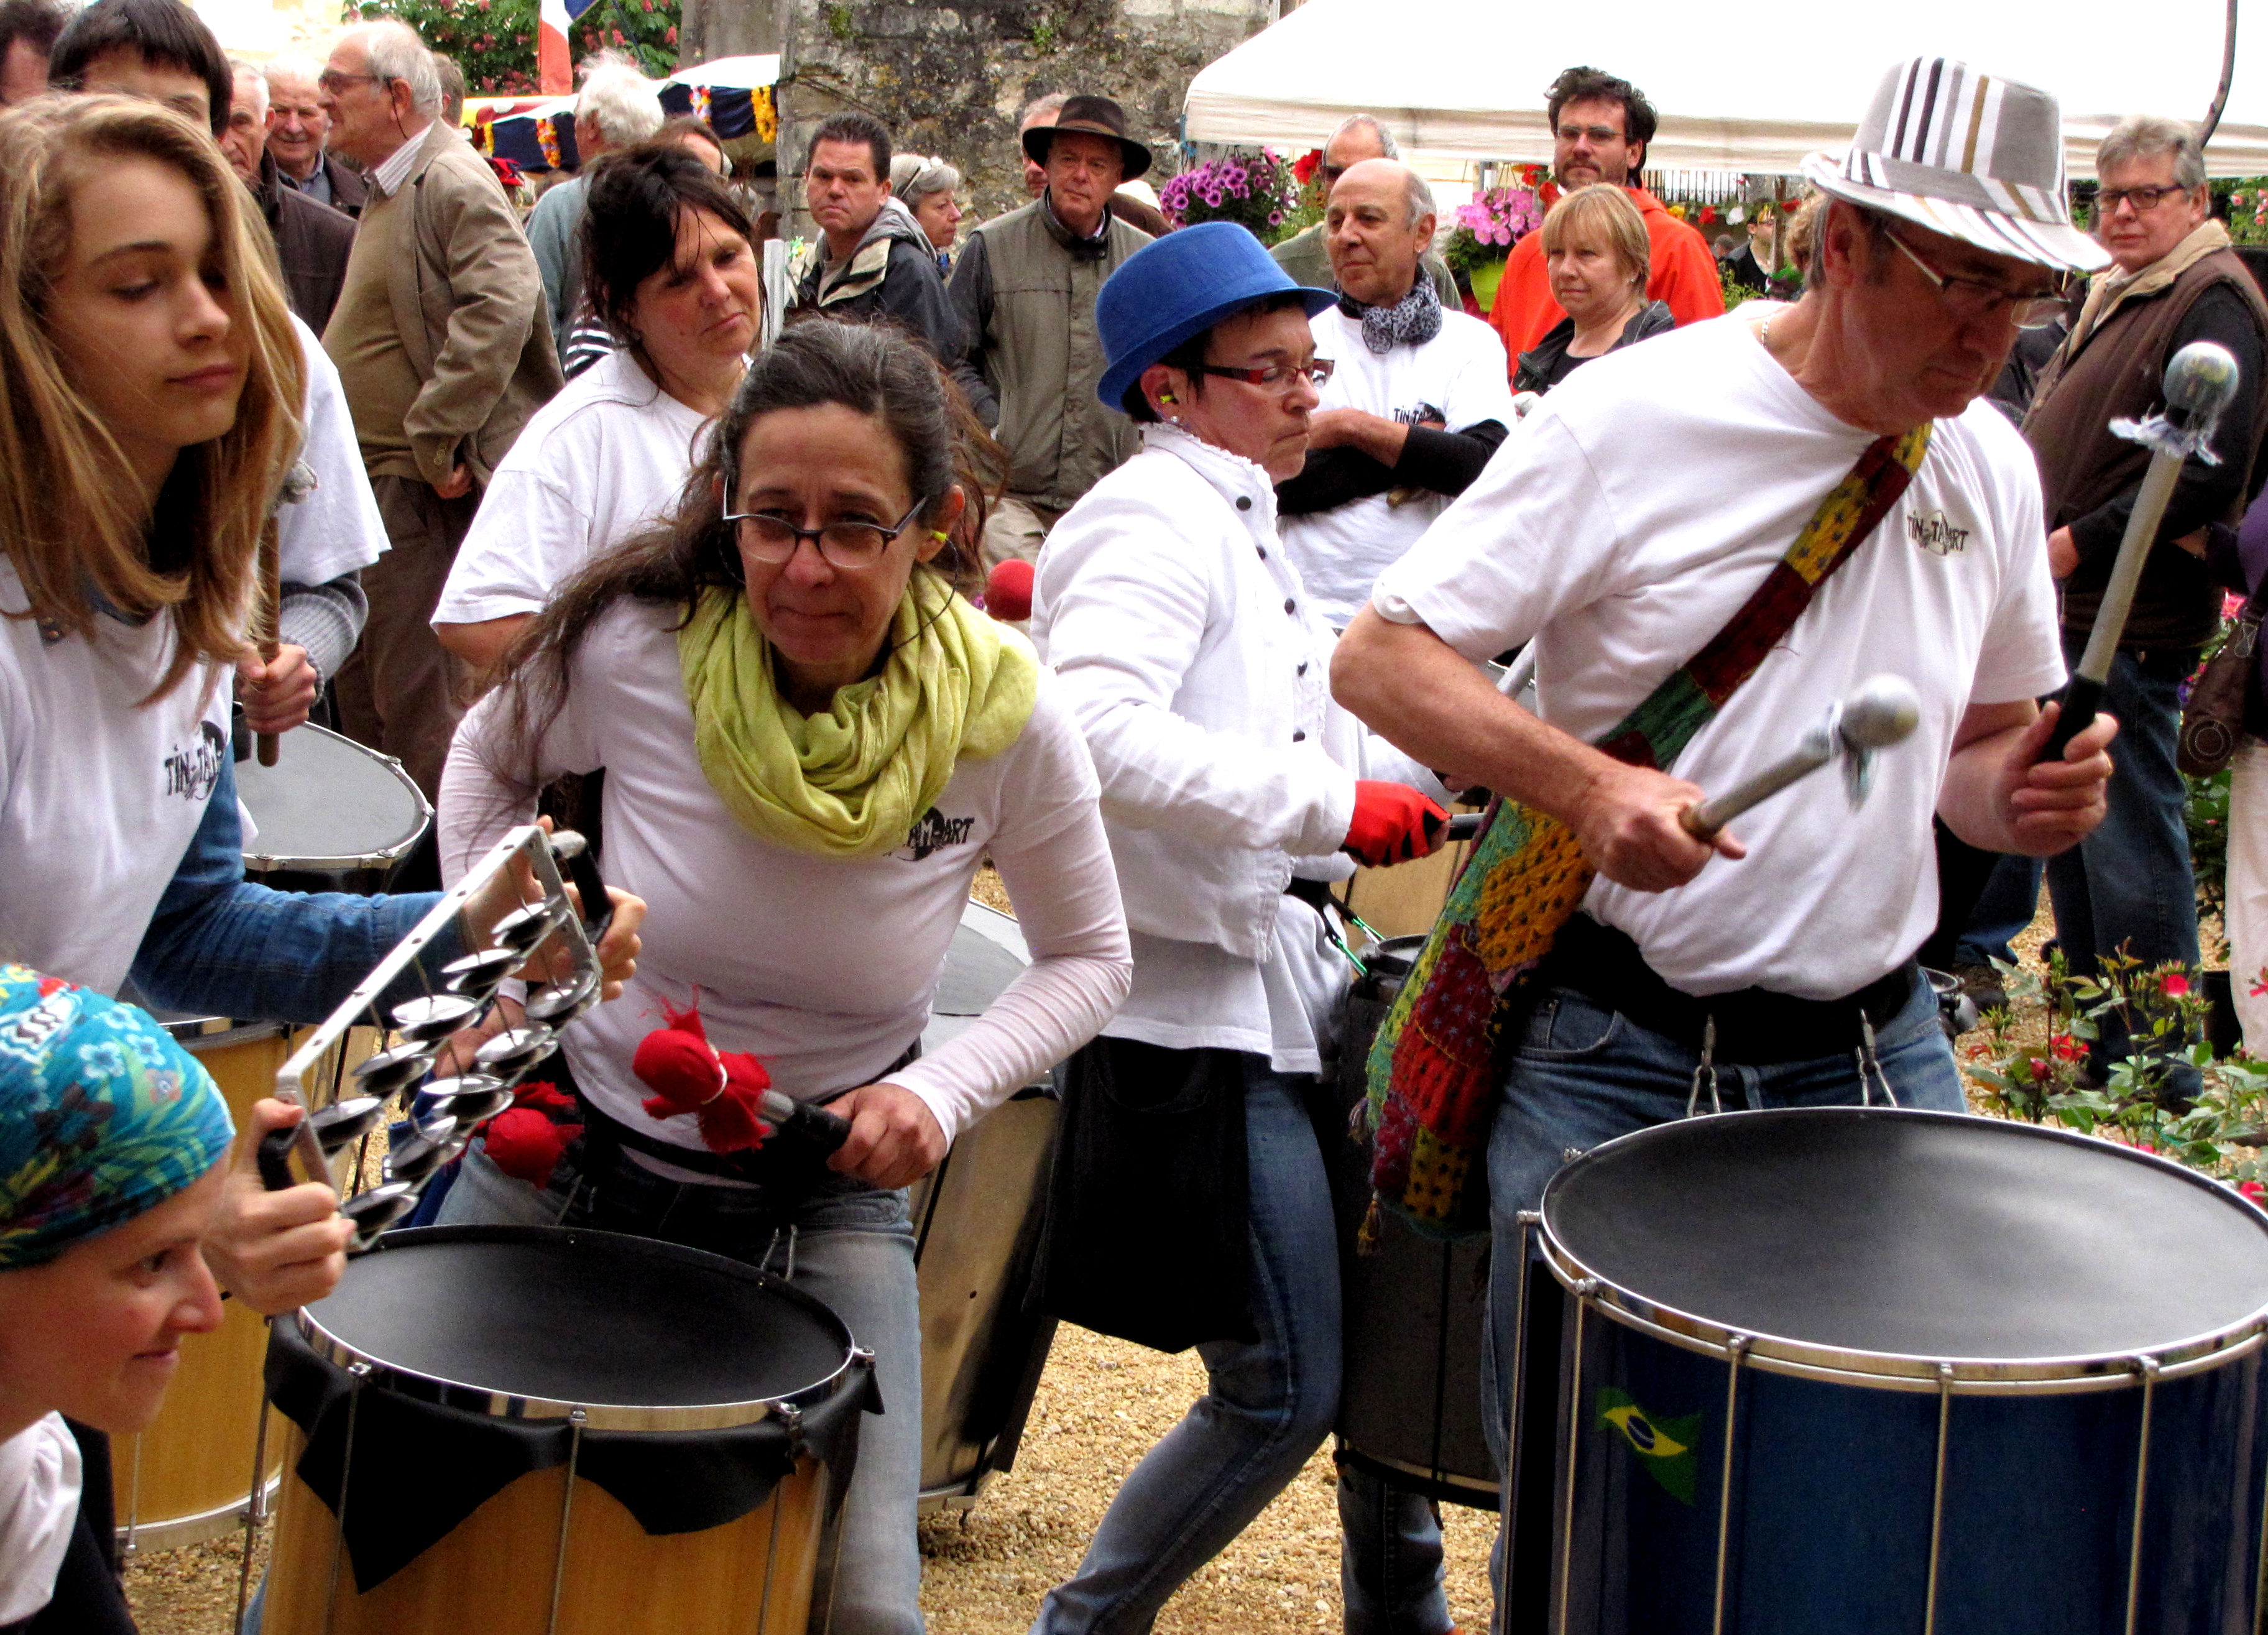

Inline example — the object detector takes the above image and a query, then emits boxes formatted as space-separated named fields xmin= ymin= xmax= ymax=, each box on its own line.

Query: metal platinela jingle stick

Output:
xmin=256 ymin=826 xmax=607 ymax=1251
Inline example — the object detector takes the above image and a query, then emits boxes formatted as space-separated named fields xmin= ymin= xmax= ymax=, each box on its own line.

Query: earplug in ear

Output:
xmin=1158 ymin=390 xmax=1178 ymax=405
xmin=932 ymin=530 xmax=951 ymax=543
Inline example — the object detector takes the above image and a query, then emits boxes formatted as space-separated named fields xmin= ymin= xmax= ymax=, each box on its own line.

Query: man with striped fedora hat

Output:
xmin=1333 ymin=57 xmax=2118 ymax=1621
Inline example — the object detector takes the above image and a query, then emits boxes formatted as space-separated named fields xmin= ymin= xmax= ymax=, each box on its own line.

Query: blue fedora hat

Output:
xmin=1096 ymin=222 xmax=1337 ymax=413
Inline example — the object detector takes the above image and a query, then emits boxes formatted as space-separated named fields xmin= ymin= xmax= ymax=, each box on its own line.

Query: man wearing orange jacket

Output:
xmin=1488 ymin=65 xmax=1723 ymax=368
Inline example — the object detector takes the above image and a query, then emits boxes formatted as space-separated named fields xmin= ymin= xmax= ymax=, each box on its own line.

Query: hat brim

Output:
xmin=1023 ymin=122 xmax=1153 ymax=182
xmin=1800 ymin=152 xmax=2109 ymax=275
xmin=1097 ymin=283 xmax=1338 ymax=414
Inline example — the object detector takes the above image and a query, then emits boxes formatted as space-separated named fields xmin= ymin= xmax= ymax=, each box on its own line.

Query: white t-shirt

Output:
xmin=433 ymin=351 xmax=710 ymax=628
xmin=277 ymin=313 xmax=388 ymax=588
xmin=0 ymin=558 xmax=230 ymax=996
xmin=1283 ymin=306 xmax=1515 ymax=627
xmin=0 ymin=1414 xmax=79 ymax=1624
xmin=439 ymin=600 xmax=1130 ymax=1146
xmin=1373 ymin=315 xmax=2065 ymax=999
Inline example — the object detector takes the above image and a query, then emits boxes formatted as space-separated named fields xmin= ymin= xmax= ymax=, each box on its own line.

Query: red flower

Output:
xmin=1292 ymin=148 xmax=1322 ymax=185
xmin=1700 ymin=205 xmax=1718 ymax=224
xmin=2163 ymin=972 xmax=2191 ymax=998
xmin=665 ymin=24 xmax=676 ymax=41
xmin=2243 ymin=1181 xmax=2267 ymax=1203
xmin=2049 ymin=1032 xmax=2083 ymax=1061
xmin=2028 ymin=1057 xmax=2050 ymax=1082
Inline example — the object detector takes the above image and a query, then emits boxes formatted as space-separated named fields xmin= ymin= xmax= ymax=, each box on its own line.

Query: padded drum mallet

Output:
xmin=2042 ymin=339 xmax=2242 ymax=759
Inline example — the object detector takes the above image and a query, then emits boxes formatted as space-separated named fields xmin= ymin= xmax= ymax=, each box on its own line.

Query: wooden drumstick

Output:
xmin=256 ymin=515 xmax=281 ymax=768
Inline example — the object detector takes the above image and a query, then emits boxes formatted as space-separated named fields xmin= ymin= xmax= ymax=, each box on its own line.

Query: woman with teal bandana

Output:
xmin=0 ymin=965 xmax=236 ymax=1633
xmin=435 ymin=319 xmax=1132 ymax=1635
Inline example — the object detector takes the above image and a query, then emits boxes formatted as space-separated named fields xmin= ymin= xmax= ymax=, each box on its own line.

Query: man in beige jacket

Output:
xmin=321 ymin=19 xmax=560 ymax=807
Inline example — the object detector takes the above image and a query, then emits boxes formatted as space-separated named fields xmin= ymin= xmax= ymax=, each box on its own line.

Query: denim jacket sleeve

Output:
xmin=129 ymin=752 xmax=461 ymax=1024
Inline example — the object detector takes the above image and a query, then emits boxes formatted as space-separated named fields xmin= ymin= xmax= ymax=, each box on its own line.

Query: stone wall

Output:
xmin=765 ymin=0 xmax=1278 ymax=226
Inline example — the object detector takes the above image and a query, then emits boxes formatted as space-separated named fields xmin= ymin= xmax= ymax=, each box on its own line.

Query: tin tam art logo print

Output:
xmin=1597 ymin=1388 xmax=1701 ymax=1503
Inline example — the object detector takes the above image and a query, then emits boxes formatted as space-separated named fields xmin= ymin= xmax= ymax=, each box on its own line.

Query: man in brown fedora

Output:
xmin=949 ymin=93 xmax=1154 ymax=577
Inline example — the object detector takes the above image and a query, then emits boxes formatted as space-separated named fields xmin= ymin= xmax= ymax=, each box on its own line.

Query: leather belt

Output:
xmin=1535 ymin=914 xmax=1918 ymax=1066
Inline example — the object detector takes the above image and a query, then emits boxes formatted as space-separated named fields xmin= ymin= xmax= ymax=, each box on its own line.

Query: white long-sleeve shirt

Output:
xmin=440 ymin=599 xmax=1130 ymax=1150
xmin=1035 ymin=424 xmax=1441 ymax=1072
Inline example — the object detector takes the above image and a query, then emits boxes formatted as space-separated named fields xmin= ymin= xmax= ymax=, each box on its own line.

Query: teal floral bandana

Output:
xmin=0 ymin=965 xmax=233 ymax=1268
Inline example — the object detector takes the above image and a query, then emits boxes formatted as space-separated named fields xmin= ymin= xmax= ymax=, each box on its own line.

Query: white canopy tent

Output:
xmin=1185 ymin=0 xmax=2268 ymax=178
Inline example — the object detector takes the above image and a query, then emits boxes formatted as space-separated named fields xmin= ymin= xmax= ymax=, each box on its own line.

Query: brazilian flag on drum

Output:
xmin=1597 ymin=1388 xmax=1702 ymax=1504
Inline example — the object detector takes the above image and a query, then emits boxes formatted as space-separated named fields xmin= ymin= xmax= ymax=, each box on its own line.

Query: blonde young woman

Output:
xmin=0 ymin=92 xmax=642 ymax=1336
xmin=1513 ymin=183 xmax=1676 ymax=395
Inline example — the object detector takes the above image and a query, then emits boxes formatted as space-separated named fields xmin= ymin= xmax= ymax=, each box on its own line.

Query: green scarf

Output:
xmin=678 ymin=578 xmax=1038 ymax=858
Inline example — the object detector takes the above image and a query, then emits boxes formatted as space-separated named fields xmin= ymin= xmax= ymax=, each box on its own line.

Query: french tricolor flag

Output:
xmin=536 ymin=0 xmax=597 ymax=93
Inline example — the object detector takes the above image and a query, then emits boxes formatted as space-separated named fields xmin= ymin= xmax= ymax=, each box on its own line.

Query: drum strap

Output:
xmin=571 ymin=1041 xmax=921 ymax=1186
xmin=1363 ymin=424 xmax=1934 ymax=1239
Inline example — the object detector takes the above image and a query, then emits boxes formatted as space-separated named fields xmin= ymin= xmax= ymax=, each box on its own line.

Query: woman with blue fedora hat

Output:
xmin=1028 ymin=221 xmax=1455 ymax=1634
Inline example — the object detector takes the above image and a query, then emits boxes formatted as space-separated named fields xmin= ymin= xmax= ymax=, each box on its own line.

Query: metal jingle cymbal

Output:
xmin=441 ymin=947 xmax=524 ymax=998
xmin=306 ymin=1096 xmax=386 ymax=1152
xmin=384 ymin=1117 xmax=461 ymax=1184
xmin=473 ymin=1024 xmax=558 ymax=1081
xmin=341 ymin=1182 xmax=417 ymax=1248
xmin=353 ymin=1041 xmax=437 ymax=1098
xmin=523 ymin=972 xmax=599 ymax=1026
xmin=389 ymin=993 xmax=482 ymax=1043
xmin=417 ymin=1082 xmax=515 ymax=1128
xmin=488 ymin=900 xmax=567 ymax=956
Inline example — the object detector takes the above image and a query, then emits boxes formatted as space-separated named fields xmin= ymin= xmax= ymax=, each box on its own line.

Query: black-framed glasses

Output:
xmin=724 ymin=497 xmax=926 ymax=569
xmin=1883 ymin=228 xmax=2068 ymax=330
xmin=1192 ymin=358 xmax=1335 ymax=392
xmin=2096 ymin=183 xmax=2193 ymax=215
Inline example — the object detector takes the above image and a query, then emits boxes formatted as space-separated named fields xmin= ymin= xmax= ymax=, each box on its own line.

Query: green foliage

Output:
xmin=2191 ymin=764 xmax=2233 ymax=919
xmin=1965 ymin=951 xmax=2268 ymax=1202
xmin=2219 ymin=181 xmax=2268 ymax=246
xmin=1028 ymin=11 xmax=1059 ymax=51
xmin=357 ymin=0 xmax=679 ymax=93
xmin=826 ymin=3 xmax=854 ymax=41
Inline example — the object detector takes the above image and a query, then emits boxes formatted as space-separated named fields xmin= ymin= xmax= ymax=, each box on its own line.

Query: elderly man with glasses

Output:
xmin=319 ymin=19 xmax=561 ymax=816
xmin=1332 ymin=60 xmax=2121 ymax=1620
xmin=1270 ymin=113 xmax=1459 ymax=309
xmin=2020 ymin=114 xmax=2268 ymax=1097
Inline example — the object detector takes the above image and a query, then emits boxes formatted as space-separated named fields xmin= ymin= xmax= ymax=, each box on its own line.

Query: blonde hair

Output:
xmin=1539 ymin=183 xmax=1651 ymax=293
xmin=0 ymin=95 xmax=304 ymax=700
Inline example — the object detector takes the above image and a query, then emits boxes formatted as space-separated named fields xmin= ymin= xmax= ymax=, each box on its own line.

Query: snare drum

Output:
xmin=114 ymin=1019 xmax=292 ymax=1552
xmin=237 ymin=722 xmax=431 ymax=893
xmin=1517 ymin=1108 xmax=2268 ymax=1634
xmin=911 ymin=901 xmax=1061 ymax=1506
xmin=260 ymin=1225 xmax=874 ymax=1634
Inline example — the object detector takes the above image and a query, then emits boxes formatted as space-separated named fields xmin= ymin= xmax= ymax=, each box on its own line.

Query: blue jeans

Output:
xmin=1955 ymin=852 xmax=2044 ymax=968
xmin=2042 ymin=642 xmax=2201 ymax=1084
xmin=438 ymin=1144 xmax=926 ymax=1635
xmin=1480 ymin=971 xmax=1966 ymax=1609
xmin=1031 ymin=1060 xmax=1449 ymax=1635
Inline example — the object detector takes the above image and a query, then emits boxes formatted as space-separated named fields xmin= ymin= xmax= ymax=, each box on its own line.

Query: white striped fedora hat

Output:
xmin=1802 ymin=57 xmax=2109 ymax=274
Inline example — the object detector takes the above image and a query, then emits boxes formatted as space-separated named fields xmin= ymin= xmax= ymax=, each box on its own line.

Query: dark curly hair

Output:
xmin=1544 ymin=65 xmax=1659 ymax=177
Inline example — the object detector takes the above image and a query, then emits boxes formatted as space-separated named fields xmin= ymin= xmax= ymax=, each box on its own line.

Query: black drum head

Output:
xmin=303 ymin=1225 xmax=853 ymax=1409
xmin=1543 ymin=1108 xmax=2268 ymax=1362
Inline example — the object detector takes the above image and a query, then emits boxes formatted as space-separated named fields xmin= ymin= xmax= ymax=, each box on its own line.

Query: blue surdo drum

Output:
xmin=1511 ymin=1107 xmax=2268 ymax=1635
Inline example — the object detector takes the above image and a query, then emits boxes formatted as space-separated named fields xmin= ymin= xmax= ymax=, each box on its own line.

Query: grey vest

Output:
xmin=968 ymin=200 xmax=1149 ymax=510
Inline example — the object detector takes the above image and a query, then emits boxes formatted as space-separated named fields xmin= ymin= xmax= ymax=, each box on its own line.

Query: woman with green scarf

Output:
xmin=432 ymin=318 xmax=1132 ymax=1635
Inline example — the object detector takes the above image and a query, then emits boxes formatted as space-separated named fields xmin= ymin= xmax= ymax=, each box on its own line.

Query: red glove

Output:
xmin=985 ymin=560 xmax=1035 ymax=622
xmin=632 ymin=998 xmax=775 ymax=1154
xmin=1342 ymin=780 xmax=1447 ymax=867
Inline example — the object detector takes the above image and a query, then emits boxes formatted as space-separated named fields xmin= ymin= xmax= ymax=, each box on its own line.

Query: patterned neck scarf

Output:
xmin=0 ymin=966 xmax=232 ymax=1268
xmin=1340 ymin=275 xmax=1442 ymax=355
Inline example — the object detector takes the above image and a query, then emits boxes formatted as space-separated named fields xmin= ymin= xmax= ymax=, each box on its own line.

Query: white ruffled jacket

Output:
xmin=1033 ymin=423 xmax=1426 ymax=965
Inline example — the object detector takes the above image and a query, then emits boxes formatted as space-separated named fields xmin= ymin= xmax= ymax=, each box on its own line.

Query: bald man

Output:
xmin=1278 ymin=159 xmax=1516 ymax=628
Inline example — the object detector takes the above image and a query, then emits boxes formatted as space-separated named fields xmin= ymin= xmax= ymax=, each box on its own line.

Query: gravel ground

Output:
xmin=128 ymin=870 xmax=2059 ymax=1634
